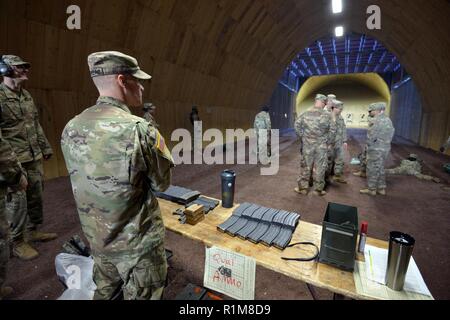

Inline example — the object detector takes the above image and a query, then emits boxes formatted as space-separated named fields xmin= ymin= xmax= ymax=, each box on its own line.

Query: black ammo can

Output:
xmin=221 ymin=170 xmax=236 ymax=208
xmin=318 ymin=203 xmax=359 ymax=271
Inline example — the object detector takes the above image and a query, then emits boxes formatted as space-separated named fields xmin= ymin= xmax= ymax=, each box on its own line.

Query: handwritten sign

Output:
xmin=203 ymin=246 xmax=256 ymax=300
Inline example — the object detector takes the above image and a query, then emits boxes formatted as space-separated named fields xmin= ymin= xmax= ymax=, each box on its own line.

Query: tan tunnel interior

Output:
xmin=1 ymin=0 xmax=449 ymax=179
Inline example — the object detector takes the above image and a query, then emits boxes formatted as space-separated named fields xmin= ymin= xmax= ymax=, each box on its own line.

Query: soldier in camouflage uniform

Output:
xmin=142 ymin=102 xmax=158 ymax=128
xmin=386 ymin=154 xmax=440 ymax=183
xmin=0 ymin=55 xmax=57 ymax=261
xmin=327 ymin=100 xmax=348 ymax=183
xmin=254 ymin=106 xmax=272 ymax=164
xmin=0 ymin=126 xmax=27 ymax=299
xmin=294 ymin=94 xmax=336 ymax=196
xmin=61 ymin=51 xmax=174 ymax=300
xmin=360 ymin=102 xmax=395 ymax=196
xmin=324 ymin=94 xmax=336 ymax=112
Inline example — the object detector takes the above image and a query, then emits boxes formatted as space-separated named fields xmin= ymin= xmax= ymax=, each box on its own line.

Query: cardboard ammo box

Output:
xmin=318 ymin=202 xmax=358 ymax=271
xmin=184 ymin=204 xmax=205 ymax=225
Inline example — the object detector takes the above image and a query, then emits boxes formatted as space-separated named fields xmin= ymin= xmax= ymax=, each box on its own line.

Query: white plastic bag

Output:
xmin=55 ymin=253 xmax=97 ymax=300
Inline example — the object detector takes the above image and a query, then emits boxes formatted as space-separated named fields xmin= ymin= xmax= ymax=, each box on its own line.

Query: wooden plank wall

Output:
xmin=1 ymin=0 xmax=449 ymax=179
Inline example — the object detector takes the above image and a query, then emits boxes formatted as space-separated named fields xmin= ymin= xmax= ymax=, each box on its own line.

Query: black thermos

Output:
xmin=221 ymin=170 xmax=236 ymax=208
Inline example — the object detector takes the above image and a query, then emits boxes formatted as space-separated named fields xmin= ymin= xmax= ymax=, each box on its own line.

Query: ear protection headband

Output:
xmin=0 ymin=56 xmax=14 ymax=77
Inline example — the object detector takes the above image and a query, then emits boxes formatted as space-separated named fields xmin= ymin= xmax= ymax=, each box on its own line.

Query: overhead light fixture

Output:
xmin=335 ymin=26 xmax=344 ymax=37
xmin=332 ymin=0 xmax=343 ymax=13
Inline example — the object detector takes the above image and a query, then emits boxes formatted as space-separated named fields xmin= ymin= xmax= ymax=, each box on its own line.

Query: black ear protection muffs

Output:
xmin=0 ymin=56 xmax=13 ymax=77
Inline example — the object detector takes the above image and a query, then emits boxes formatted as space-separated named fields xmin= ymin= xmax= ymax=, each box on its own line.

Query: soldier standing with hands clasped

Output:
xmin=295 ymin=94 xmax=336 ymax=196
xmin=61 ymin=51 xmax=174 ymax=300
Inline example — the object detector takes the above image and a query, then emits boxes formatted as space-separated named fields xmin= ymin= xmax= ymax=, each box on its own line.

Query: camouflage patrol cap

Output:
xmin=315 ymin=94 xmax=327 ymax=102
xmin=87 ymin=51 xmax=151 ymax=79
xmin=368 ymin=102 xmax=386 ymax=111
xmin=143 ymin=102 xmax=155 ymax=111
xmin=333 ymin=100 xmax=344 ymax=109
xmin=327 ymin=94 xmax=337 ymax=100
xmin=2 ymin=55 xmax=30 ymax=67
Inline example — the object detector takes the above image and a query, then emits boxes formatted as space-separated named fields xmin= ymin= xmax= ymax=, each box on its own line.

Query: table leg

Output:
xmin=333 ymin=293 xmax=346 ymax=300
xmin=306 ymin=283 xmax=319 ymax=300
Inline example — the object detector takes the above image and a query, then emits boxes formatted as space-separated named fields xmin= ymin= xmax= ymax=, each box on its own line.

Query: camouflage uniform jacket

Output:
xmin=0 ymin=129 xmax=23 ymax=197
xmin=254 ymin=111 xmax=271 ymax=130
xmin=367 ymin=113 xmax=395 ymax=150
xmin=334 ymin=115 xmax=347 ymax=146
xmin=295 ymin=107 xmax=336 ymax=147
xmin=0 ymin=83 xmax=53 ymax=163
xmin=61 ymin=96 xmax=174 ymax=255
xmin=397 ymin=159 xmax=422 ymax=175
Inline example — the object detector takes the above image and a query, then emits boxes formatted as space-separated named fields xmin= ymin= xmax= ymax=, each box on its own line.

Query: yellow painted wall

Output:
xmin=296 ymin=74 xmax=390 ymax=129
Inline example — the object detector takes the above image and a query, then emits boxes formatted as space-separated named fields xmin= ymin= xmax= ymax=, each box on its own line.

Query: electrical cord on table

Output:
xmin=281 ymin=242 xmax=320 ymax=262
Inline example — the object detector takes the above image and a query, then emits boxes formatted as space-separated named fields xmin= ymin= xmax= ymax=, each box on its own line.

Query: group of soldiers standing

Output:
xmin=294 ymin=93 xmax=398 ymax=196
xmin=294 ymin=94 xmax=348 ymax=196
xmin=0 ymin=55 xmax=58 ymax=299
xmin=1 ymin=52 xmax=174 ymax=300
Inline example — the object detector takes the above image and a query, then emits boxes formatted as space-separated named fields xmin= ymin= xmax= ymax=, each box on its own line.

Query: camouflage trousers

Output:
xmin=93 ymin=243 xmax=168 ymax=300
xmin=0 ymin=191 xmax=10 ymax=290
xmin=5 ymin=160 xmax=44 ymax=242
xmin=358 ymin=145 xmax=368 ymax=173
xmin=256 ymin=130 xmax=271 ymax=164
xmin=366 ymin=148 xmax=389 ymax=190
xmin=298 ymin=144 xmax=328 ymax=191
xmin=386 ymin=167 xmax=437 ymax=182
xmin=327 ymin=144 xmax=345 ymax=177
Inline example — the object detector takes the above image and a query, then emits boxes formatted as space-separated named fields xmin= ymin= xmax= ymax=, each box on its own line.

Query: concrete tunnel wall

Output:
xmin=0 ymin=0 xmax=449 ymax=179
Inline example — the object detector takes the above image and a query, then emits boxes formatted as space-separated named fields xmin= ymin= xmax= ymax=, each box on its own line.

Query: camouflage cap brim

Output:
xmin=10 ymin=62 xmax=31 ymax=67
xmin=315 ymin=94 xmax=327 ymax=101
xmin=88 ymin=51 xmax=152 ymax=79
xmin=132 ymin=69 xmax=152 ymax=80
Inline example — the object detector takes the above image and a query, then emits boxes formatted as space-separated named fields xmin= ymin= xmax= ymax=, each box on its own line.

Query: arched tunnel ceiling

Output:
xmin=2 ymin=0 xmax=449 ymax=113
xmin=296 ymin=73 xmax=391 ymax=111
xmin=1 ymin=0 xmax=449 ymax=159
xmin=291 ymin=33 xmax=400 ymax=77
